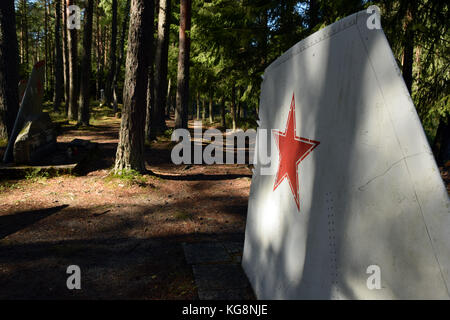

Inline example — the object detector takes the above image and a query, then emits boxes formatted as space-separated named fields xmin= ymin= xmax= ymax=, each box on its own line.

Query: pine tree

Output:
xmin=114 ymin=0 xmax=154 ymax=173
xmin=0 ymin=0 xmax=20 ymax=142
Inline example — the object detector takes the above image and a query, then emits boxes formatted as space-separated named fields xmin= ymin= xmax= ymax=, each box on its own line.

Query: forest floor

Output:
xmin=0 ymin=108 xmax=254 ymax=299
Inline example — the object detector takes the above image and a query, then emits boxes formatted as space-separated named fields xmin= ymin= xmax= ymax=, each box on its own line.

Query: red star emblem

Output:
xmin=273 ymin=93 xmax=320 ymax=211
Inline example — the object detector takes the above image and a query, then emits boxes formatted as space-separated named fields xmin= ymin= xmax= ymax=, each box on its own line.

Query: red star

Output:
xmin=273 ymin=93 xmax=320 ymax=211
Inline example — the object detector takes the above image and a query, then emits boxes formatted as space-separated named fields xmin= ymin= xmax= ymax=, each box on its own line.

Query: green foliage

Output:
xmin=13 ymin=0 xmax=448 ymax=148
xmin=377 ymin=0 xmax=449 ymax=142
xmin=0 ymin=138 xmax=7 ymax=148
xmin=25 ymin=168 xmax=50 ymax=182
xmin=0 ymin=181 xmax=21 ymax=192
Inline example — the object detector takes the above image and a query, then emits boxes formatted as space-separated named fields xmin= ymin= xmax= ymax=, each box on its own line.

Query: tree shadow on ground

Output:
xmin=0 ymin=193 xmax=251 ymax=299
xmin=0 ymin=205 xmax=68 ymax=240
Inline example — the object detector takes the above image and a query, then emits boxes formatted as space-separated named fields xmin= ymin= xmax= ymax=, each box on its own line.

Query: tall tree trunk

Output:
xmin=231 ymin=85 xmax=236 ymax=131
xmin=165 ymin=77 xmax=171 ymax=117
xmin=144 ymin=0 xmax=157 ymax=140
xmin=67 ymin=0 xmax=78 ymax=120
xmin=78 ymin=0 xmax=94 ymax=125
xmin=145 ymin=60 xmax=155 ymax=139
xmin=402 ymin=4 xmax=415 ymax=94
xmin=220 ymin=96 xmax=225 ymax=127
xmin=196 ymin=91 xmax=200 ymax=120
xmin=201 ymin=97 xmax=205 ymax=120
xmin=209 ymin=92 xmax=213 ymax=123
xmin=21 ymin=0 xmax=29 ymax=73
xmin=53 ymin=0 xmax=64 ymax=111
xmin=62 ymin=0 xmax=70 ymax=113
xmin=47 ymin=1 xmax=54 ymax=99
xmin=175 ymin=0 xmax=191 ymax=129
xmin=44 ymin=0 xmax=48 ymax=96
xmin=0 ymin=0 xmax=20 ymax=142
xmin=115 ymin=0 xmax=154 ymax=173
xmin=308 ymin=0 xmax=319 ymax=31
xmin=236 ymin=87 xmax=241 ymax=122
xmin=106 ymin=0 xmax=118 ymax=107
xmin=433 ymin=115 xmax=450 ymax=165
xmin=113 ymin=0 xmax=131 ymax=112
xmin=240 ymin=102 xmax=245 ymax=119
xmin=95 ymin=2 xmax=103 ymax=101
xmin=151 ymin=0 xmax=171 ymax=137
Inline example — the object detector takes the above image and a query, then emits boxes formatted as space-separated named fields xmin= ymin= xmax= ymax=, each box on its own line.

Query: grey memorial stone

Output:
xmin=3 ymin=61 xmax=54 ymax=164
xmin=13 ymin=112 xmax=56 ymax=163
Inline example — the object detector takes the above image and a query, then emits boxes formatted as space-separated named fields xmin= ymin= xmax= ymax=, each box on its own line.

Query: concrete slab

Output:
xmin=197 ymin=288 xmax=247 ymax=300
xmin=222 ymin=241 xmax=243 ymax=255
xmin=192 ymin=264 xmax=248 ymax=291
xmin=182 ymin=242 xmax=231 ymax=265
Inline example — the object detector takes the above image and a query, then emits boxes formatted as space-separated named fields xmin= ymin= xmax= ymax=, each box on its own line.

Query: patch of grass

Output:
xmin=25 ymin=168 xmax=50 ymax=182
xmin=42 ymin=99 xmax=121 ymax=127
xmin=173 ymin=211 xmax=193 ymax=221
xmin=106 ymin=169 xmax=147 ymax=187
xmin=0 ymin=181 xmax=21 ymax=192
xmin=0 ymin=138 xmax=7 ymax=148
xmin=163 ymin=128 xmax=174 ymax=138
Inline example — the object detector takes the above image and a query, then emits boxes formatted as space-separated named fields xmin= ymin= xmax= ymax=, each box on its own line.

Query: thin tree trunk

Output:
xmin=433 ymin=115 xmax=450 ymax=165
xmin=220 ymin=96 xmax=225 ymax=127
xmin=308 ymin=0 xmax=319 ymax=31
xmin=0 ymin=0 xmax=20 ymax=142
xmin=106 ymin=0 xmax=118 ymax=107
xmin=145 ymin=60 xmax=155 ymax=139
xmin=209 ymin=93 xmax=213 ymax=123
xmin=113 ymin=0 xmax=131 ymax=112
xmin=48 ymin=1 xmax=54 ymax=99
xmin=175 ymin=0 xmax=191 ymax=129
xmin=67 ymin=0 xmax=78 ymax=120
xmin=95 ymin=2 xmax=103 ymax=101
xmin=44 ymin=0 xmax=48 ymax=96
xmin=196 ymin=91 xmax=200 ymax=120
xmin=201 ymin=97 xmax=205 ymax=121
xmin=151 ymin=0 xmax=171 ymax=137
xmin=21 ymin=0 xmax=29 ymax=73
xmin=115 ymin=0 xmax=154 ymax=173
xmin=78 ymin=0 xmax=94 ymax=125
xmin=165 ymin=77 xmax=171 ymax=117
xmin=402 ymin=5 xmax=415 ymax=94
xmin=236 ymin=87 xmax=241 ymax=122
xmin=231 ymin=85 xmax=236 ymax=131
xmin=62 ymin=0 xmax=70 ymax=113
xmin=144 ymin=1 xmax=157 ymax=140
xmin=53 ymin=0 xmax=64 ymax=111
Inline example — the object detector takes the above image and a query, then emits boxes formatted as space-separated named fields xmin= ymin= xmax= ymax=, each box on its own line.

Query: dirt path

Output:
xmin=0 ymin=115 xmax=254 ymax=299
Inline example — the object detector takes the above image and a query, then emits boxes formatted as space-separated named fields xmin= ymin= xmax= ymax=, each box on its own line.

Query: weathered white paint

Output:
xmin=242 ymin=10 xmax=450 ymax=300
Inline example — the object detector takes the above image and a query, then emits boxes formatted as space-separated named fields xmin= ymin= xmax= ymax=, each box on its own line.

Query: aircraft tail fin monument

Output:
xmin=3 ymin=61 xmax=45 ymax=163
xmin=242 ymin=9 xmax=450 ymax=299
